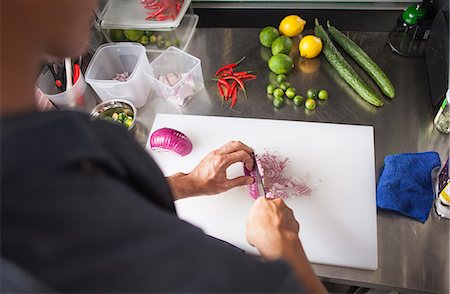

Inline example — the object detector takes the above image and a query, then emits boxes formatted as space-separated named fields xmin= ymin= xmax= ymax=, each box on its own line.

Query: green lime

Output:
xmin=149 ymin=35 xmax=157 ymax=44
xmin=267 ymin=84 xmax=276 ymax=95
xmin=305 ymin=98 xmax=316 ymax=110
xmin=273 ymin=88 xmax=284 ymax=98
xmin=117 ymin=112 xmax=127 ymax=122
xmin=286 ymin=87 xmax=297 ymax=99
xmin=269 ymin=72 xmax=279 ymax=85
xmin=293 ymin=95 xmax=304 ymax=105
xmin=273 ymin=97 xmax=285 ymax=108
xmin=271 ymin=36 xmax=293 ymax=55
xmin=139 ymin=35 xmax=149 ymax=45
xmin=280 ymin=81 xmax=291 ymax=91
xmin=156 ymin=39 xmax=165 ymax=49
xmin=124 ymin=30 xmax=145 ymax=42
xmin=259 ymin=26 xmax=280 ymax=48
xmin=268 ymin=54 xmax=294 ymax=75
xmin=173 ymin=38 xmax=181 ymax=48
xmin=277 ymin=74 xmax=287 ymax=84
xmin=318 ymin=89 xmax=328 ymax=100
xmin=306 ymin=88 xmax=318 ymax=99
xmin=109 ymin=29 xmax=125 ymax=41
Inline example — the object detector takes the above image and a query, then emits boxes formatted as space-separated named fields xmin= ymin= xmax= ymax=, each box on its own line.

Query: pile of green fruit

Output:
xmin=259 ymin=26 xmax=294 ymax=75
xmin=98 ymin=106 xmax=135 ymax=129
xmin=108 ymin=29 xmax=181 ymax=49
xmin=267 ymin=74 xmax=328 ymax=110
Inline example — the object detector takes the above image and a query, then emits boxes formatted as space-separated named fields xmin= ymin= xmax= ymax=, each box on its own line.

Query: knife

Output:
xmin=252 ymin=152 xmax=267 ymax=198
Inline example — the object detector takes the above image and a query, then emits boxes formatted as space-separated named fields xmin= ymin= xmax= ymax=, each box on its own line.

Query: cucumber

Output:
xmin=314 ymin=19 xmax=383 ymax=107
xmin=327 ymin=22 xmax=395 ymax=99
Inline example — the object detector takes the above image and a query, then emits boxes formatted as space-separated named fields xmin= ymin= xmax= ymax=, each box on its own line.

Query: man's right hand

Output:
xmin=246 ymin=197 xmax=327 ymax=293
xmin=246 ymin=197 xmax=300 ymax=260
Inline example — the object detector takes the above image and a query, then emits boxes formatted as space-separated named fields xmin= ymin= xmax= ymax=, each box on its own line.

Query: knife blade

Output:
xmin=252 ymin=152 xmax=267 ymax=198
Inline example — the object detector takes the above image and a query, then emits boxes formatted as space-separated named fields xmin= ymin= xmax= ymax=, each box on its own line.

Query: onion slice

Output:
xmin=149 ymin=127 xmax=193 ymax=156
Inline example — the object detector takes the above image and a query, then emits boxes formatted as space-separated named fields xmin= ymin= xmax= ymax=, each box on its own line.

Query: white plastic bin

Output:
xmin=37 ymin=70 xmax=87 ymax=109
xmin=145 ymin=46 xmax=204 ymax=107
xmin=85 ymin=43 xmax=151 ymax=107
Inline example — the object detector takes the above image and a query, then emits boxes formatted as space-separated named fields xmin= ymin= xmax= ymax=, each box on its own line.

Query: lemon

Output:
xmin=299 ymin=35 xmax=323 ymax=58
xmin=279 ymin=15 xmax=306 ymax=37
xmin=259 ymin=26 xmax=280 ymax=48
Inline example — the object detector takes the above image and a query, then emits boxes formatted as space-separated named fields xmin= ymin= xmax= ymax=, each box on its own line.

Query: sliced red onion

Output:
xmin=149 ymin=127 xmax=192 ymax=156
xmin=113 ymin=72 xmax=130 ymax=82
xmin=247 ymin=151 xmax=313 ymax=199
xmin=159 ymin=72 xmax=181 ymax=87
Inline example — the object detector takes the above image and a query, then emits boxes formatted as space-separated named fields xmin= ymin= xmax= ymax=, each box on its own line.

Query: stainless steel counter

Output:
xmin=138 ymin=28 xmax=449 ymax=293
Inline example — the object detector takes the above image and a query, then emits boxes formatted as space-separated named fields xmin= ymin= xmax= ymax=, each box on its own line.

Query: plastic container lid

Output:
xmin=96 ymin=0 xmax=192 ymax=30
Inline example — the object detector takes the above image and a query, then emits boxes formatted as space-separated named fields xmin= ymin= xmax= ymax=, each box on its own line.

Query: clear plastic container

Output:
xmin=96 ymin=0 xmax=192 ymax=30
xmin=98 ymin=14 xmax=198 ymax=53
xmin=145 ymin=46 xmax=204 ymax=107
xmin=37 ymin=69 xmax=87 ymax=109
xmin=85 ymin=43 xmax=151 ymax=107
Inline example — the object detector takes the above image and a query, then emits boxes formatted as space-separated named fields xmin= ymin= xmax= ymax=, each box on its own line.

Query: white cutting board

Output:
xmin=146 ymin=114 xmax=378 ymax=270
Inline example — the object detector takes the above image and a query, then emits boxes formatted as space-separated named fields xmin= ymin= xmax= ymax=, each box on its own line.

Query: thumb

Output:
xmin=226 ymin=175 xmax=253 ymax=189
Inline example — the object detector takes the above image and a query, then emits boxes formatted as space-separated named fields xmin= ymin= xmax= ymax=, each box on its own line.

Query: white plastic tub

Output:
xmin=37 ymin=70 xmax=87 ymax=109
xmin=145 ymin=46 xmax=204 ymax=107
xmin=85 ymin=43 xmax=151 ymax=107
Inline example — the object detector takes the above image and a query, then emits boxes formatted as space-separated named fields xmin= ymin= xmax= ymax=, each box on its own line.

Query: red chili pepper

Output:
xmin=230 ymin=84 xmax=238 ymax=109
xmin=146 ymin=8 xmax=163 ymax=19
xmin=227 ymin=81 xmax=237 ymax=100
xmin=217 ymin=71 xmax=257 ymax=79
xmin=218 ymin=79 xmax=230 ymax=99
xmin=219 ymin=76 xmax=247 ymax=99
xmin=219 ymin=68 xmax=234 ymax=77
xmin=232 ymin=71 xmax=257 ymax=77
xmin=217 ymin=82 xmax=226 ymax=100
xmin=156 ymin=15 xmax=170 ymax=21
xmin=214 ymin=56 xmax=246 ymax=76
xmin=143 ymin=2 xmax=161 ymax=8
xmin=143 ymin=0 xmax=181 ymax=21
xmin=237 ymin=74 xmax=257 ymax=80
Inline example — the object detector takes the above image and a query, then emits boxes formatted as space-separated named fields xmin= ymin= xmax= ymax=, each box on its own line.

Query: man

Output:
xmin=0 ymin=0 xmax=326 ymax=292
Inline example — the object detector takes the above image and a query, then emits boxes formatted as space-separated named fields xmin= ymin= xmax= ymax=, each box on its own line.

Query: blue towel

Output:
xmin=376 ymin=152 xmax=441 ymax=223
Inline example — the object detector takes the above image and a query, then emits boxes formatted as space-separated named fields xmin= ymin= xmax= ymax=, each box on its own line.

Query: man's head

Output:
xmin=3 ymin=0 xmax=97 ymax=58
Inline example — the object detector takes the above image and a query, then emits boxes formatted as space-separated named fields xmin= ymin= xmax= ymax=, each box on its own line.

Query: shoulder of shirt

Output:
xmin=1 ymin=110 xmax=126 ymax=136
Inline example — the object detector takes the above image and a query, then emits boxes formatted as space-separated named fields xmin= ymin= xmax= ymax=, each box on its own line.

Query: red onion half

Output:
xmin=149 ymin=127 xmax=193 ymax=156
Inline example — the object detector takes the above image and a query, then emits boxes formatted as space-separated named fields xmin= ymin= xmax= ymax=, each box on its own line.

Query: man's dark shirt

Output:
xmin=1 ymin=111 xmax=301 ymax=293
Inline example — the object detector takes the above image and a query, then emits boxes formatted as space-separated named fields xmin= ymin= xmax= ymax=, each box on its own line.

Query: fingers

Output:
xmin=217 ymin=140 xmax=253 ymax=156
xmin=226 ymin=175 xmax=254 ymax=189
xmin=223 ymin=150 xmax=254 ymax=171
xmin=215 ymin=141 xmax=255 ymax=170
